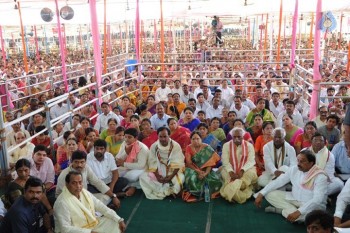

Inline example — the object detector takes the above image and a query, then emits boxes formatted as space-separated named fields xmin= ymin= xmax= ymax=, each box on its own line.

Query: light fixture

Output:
xmin=40 ymin=8 xmax=54 ymax=22
xmin=60 ymin=5 xmax=74 ymax=20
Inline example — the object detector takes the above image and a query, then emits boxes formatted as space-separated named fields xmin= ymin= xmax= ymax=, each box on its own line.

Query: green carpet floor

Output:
xmin=117 ymin=191 xmax=305 ymax=233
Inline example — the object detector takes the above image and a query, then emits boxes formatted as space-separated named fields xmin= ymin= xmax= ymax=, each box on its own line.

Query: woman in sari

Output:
xmin=168 ymin=118 xmax=191 ymax=154
xmin=120 ymin=96 xmax=136 ymax=117
xmin=182 ymin=131 xmax=222 ymax=202
xmin=254 ymin=121 xmax=274 ymax=176
xmin=245 ymin=98 xmax=275 ymax=127
xmin=55 ymin=137 xmax=80 ymax=174
xmin=178 ymin=107 xmax=201 ymax=132
xmin=81 ymin=127 xmax=98 ymax=154
xmin=100 ymin=118 xmax=118 ymax=140
xmin=146 ymin=95 xmax=157 ymax=115
xmin=294 ymin=121 xmax=317 ymax=154
xmin=246 ymin=114 xmax=264 ymax=143
xmin=210 ymin=117 xmax=226 ymax=143
xmin=80 ymin=104 xmax=97 ymax=126
xmin=74 ymin=117 xmax=99 ymax=142
xmin=106 ymin=126 xmax=125 ymax=157
xmin=138 ymin=104 xmax=152 ymax=121
xmin=3 ymin=159 xmax=53 ymax=213
xmin=120 ymin=108 xmax=135 ymax=129
xmin=138 ymin=118 xmax=158 ymax=148
xmin=197 ymin=123 xmax=222 ymax=153
xmin=282 ymin=114 xmax=304 ymax=147
xmin=130 ymin=115 xmax=141 ymax=132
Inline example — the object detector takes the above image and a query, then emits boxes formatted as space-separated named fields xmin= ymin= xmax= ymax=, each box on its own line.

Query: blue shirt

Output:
xmin=150 ymin=114 xmax=170 ymax=130
xmin=0 ymin=196 xmax=46 ymax=233
xmin=331 ymin=141 xmax=350 ymax=174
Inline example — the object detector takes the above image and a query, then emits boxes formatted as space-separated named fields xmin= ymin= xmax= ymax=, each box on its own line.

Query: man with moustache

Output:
xmin=87 ymin=139 xmax=128 ymax=196
xmin=0 ymin=177 xmax=53 ymax=233
xmin=54 ymin=172 xmax=126 ymax=233
xmin=139 ymin=127 xmax=185 ymax=200
xmin=56 ymin=150 xmax=121 ymax=207
xmin=255 ymin=150 xmax=329 ymax=223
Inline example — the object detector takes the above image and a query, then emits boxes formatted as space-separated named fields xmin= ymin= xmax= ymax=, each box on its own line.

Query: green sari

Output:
xmin=183 ymin=145 xmax=222 ymax=202
xmin=210 ymin=128 xmax=226 ymax=143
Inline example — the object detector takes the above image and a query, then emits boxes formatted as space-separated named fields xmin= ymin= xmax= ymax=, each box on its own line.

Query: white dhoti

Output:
xmin=327 ymin=177 xmax=344 ymax=195
xmin=93 ymin=216 xmax=120 ymax=233
xmin=119 ymin=169 xmax=144 ymax=189
xmin=220 ymin=167 xmax=257 ymax=204
xmin=265 ymin=190 xmax=325 ymax=222
xmin=139 ymin=172 xmax=184 ymax=200
xmin=258 ymin=165 xmax=290 ymax=187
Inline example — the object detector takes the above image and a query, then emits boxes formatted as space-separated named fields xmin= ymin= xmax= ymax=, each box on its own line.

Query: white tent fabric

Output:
xmin=0 ymin=0 xmax=349 ymax=26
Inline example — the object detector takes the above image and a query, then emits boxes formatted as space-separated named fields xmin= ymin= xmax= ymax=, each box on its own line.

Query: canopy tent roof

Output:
xmin=0 ymin=0 xmax=349 ymax=26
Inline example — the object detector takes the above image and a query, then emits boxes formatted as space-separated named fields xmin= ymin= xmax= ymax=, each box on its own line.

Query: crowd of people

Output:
xmin=0 ymin=31 xmax=350 ymax=232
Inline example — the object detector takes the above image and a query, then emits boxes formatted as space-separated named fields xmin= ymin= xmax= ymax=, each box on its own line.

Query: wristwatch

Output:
xmin=112 ymin=193 xmax=117 ymax=199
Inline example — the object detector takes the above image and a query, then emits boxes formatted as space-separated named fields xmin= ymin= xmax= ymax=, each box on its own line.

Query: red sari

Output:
xmin=141 ymin=130 xmax=158 ymax=149
xmin=170 ymin=126 xmax=191 ymax=153
xmin=254 ymin=135 xmax=273 ymax=176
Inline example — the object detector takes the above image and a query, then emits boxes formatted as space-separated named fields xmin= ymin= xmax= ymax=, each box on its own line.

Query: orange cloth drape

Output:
xmin=276 ymin=0 xmax=283 ymax=63
xmin=17 ymin=2 xmax=28 ymax=73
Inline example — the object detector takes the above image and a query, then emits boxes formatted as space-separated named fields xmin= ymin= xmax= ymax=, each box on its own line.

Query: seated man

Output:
xmin=0 ymin=177 xmax=53 ymax=233
xmin=309 ymin=132 xmax=344 ymax=195
xmin=94 ymin=102 xmax=121 ymax=133
xmin=116 ymin=128 xmax=148 ymax=196
xmin=29 ymin=145 xmax=55 ymax=204
xmin=220 ymin=127 xmax=257 ymax=204
xmin=334 ymin=178 xmax=350 ymax=228
xmin=6 ymin=121 xmax=30 ymax=147
xmin=331 ymin=140 xmax=350 ymax=175
xmin=54 ymin=171 xmax=126 ymax=233
xmin=87 ymin=139 xmax=128 ymax=196
xmin=318 ymin=114 xmax=341 ymax=150
xmin=56 ymin=150 xmax=121 ymax=207
xmin=258 ymin=128 xmax=297 ymax=187
xmin=140 ymin=127 xmax=185 ymax=200
xmin=305 ymin=210 xmax=334 ymax=233
xmin=254 ymin=150 xmax=328 ymax=223
xmin=8 ymin=131 xmax=35 ymax=169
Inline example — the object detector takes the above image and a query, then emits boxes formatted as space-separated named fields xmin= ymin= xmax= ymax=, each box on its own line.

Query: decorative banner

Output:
xmin=252 ymin=17 xmax=256 ymax=47
xmin=54 ymin=0 xmax=68 ymax=92
xmin=154 ymin=19 xmax=157 ymax=52
xmin=103 ymin=0 xmax=107 ymax=74
xmin=160 ymin=0 xmax=165 ymax=71
xmin=338 ymin=13 xmax=343 ymax=50
xmin=89 ymin=0 xmax=103 ymax=102
xmin=290 ymin=0 xmax=298 ymax=68
xmin=17 ymin=2 xmax=29 ymax=73
xmin=259 ymin=14 xmax=264 ymax=50
xmin=107 ymin=24 xmax=111 ymax=56
xmin=264 ymin=14 xmax=269 ymax=61
xmin=135 ymin=0 xmax=140 ymax=62
xmin=347 ymin=41 xmax=350 ymax=75
xmin=0 ymin=25 xmax=6 ymax=66
xmin=310 ymin=0 xmax=322 ymax=120
xmin=34 ymin=25 xmax=40 ymax=61
xmin=276 ymin=0 xmax=283 ymax=63
xmin=308 ymin=13 xmax=314 ymax=49
xmin=283 ymin=15 xmax=286 ymax=48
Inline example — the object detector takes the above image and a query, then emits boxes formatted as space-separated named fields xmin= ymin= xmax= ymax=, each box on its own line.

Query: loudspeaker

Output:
xmin=60 ymin=6 xmax=74 ymax=20
xmin=40 ymin=8 xmax=54 ymax=22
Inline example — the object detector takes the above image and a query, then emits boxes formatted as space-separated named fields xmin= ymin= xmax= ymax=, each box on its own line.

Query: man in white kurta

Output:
xmin=116 ymin=128 xmax=148 ymax=193
xmin=309 ymin=133 xmax=344 ymax=195
xmin=139 ymin=127 xmax=185 ymax=200
xmin=255 ymin=150 xmax=329 ymax=222
xmin=220 ymin=128 xmax=257 ymax=204
xmin=258 ymin=128 xmax=297 ymax=187
xmin=334 ymin=179 xmax=350 ymax=228
xmin=8 ymin=131 xmax=35 ymax=168
xmin=54 ymin=171 xmax=125 ymax=233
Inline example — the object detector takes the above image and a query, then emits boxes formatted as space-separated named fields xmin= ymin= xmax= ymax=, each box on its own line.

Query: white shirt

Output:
xmin=193 ymin=87 xmax=203 ymax=99
xmin=243 ymin=99 xmax=256 ymax=110
xmin=218 ymin=86 xmax=234 ymax=101
xmin=155 ymin=86 xmax=172 ymax=102
xmin=50 ymin=103 xmax=69 ymax=121
xmin=116 ymin=141 xmax=149 ymax=170
xmin=0 ymin=199 xmax=6 ymax=217
xmin=172 ymin=87 xmax=184 ymax=97
xmin=7 ymin=142 xmax=35 ymax=164
xmin=196 ymin=101 xmax=211 ymax=112
xmin=335 ymin=178 xmax=350 ymax=218
xmin=263 ymin=141 xmax=297 ymax=175
xmin=87 ymin=152 xmax=118 ymax=184
xmin=180 ymin=92 xmax=195 ymax=104
xmin=310 ymin=147 xmax=336 ymax=180
xmin=94 ymin=111 xmax=121 ymax=133
xmin=229 ymin=104 xmax=250 ymax=121
xmin=6 ymin=129 xmax=31 ymax=147
xmin=259 ymin=165 xmax=328 ymax=215
xmin=206 ymin=105 xmax=224 ymax=119
xmin=276 ymin=110 xmax=304 ymax=128
xmin=269 ymin=100 xmax=284 ymax=118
